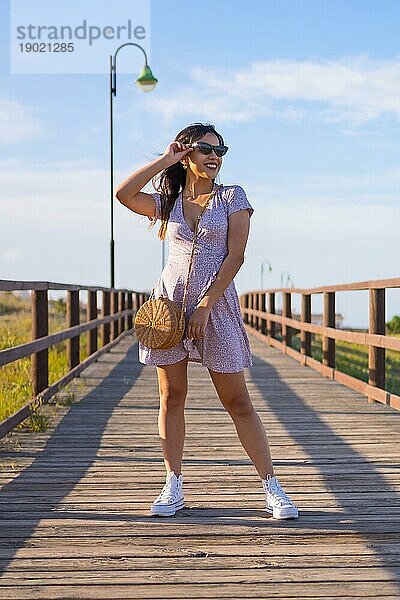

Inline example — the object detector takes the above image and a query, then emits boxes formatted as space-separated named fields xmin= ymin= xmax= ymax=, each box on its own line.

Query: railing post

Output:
xmin=268 ymin=292 xmax=276 ymax=340
xmin=31 ymin=289 xmax=49 ymax=396
xmin=111 ymin=291 xmax=119 ymax=339
xmin=282 ymin=292 xmax=292 ymax=349
xmin=119 ymin=290 xmax=126 ymax=332
xmin=67 ymin=290 xmax=80 ymax=371
xmin=255 ymin=292 xmax=260 ymax=331
xmin=132 ymin=293 xmax=139 ymax=339
xmin=133 ymin=292 xmax=139 ymax=315
xmin=261 ymin=292 xmax=266 ymax=335
xmin=127 ymin=292 xmax=133 ymax=330
xmin=243 ymin=293 xmax=249 ymax=324
xmin=301 ymin=293 xmax=312 ymax=358
xmin=323 ymin=291 xmax=335 ymax=367
xmin=87 ymin=290 xmax=98 ymax=356
xmin=368 ymin=287 xmax=385 ymax=402
xmin=101 ymin=291 xmax=111 ymax=346
xmin=248 ymin=293 xmax=253 ymax=328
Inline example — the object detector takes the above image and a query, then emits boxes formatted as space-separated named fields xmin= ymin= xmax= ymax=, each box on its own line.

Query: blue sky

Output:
xmin=1 ymin=0 xmax=400 ymax=327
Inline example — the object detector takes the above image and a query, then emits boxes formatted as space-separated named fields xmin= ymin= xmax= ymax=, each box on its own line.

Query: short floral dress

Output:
xmin=138 ymin=182 xmax=254 ymax=373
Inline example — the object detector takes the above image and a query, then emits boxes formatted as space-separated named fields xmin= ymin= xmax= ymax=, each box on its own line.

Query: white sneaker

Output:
xmin=150 ymin=471 xmax=184 ymax=517
xmin=262 ymin=474 xmax=299 ymax=519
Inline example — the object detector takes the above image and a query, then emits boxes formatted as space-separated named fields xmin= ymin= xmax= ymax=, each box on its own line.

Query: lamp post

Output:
xmin=260 ymin=259 xmax=272 ymax=290
xmin=109 ymin=43 xmax=158 ymax=288
xmin=280 ymin=270 xmax=294 ymax=288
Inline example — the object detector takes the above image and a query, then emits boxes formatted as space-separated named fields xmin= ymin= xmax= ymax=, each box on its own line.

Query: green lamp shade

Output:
xmin=136 ymin=65 xmax=158 ymax=92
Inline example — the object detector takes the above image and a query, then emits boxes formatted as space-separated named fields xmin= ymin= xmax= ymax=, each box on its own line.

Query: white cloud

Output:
xmin=140 ymin=55 xmax=400 ymax=125
xmin=244 ymin=166 xmax=400 ymax=206
xmin=0 ymin=158 xmax=398 ymax=327
xmin=0 ymin=158 xmax=160 ymax=286
xmin=0 ymin=158 xmax=157 ymax=219
xmin=0 ymin=98 xmax=42 ymax=144
xmin=138 ymin=85 xmax=266 ymax=125
xmin=0 ymin=247 xmax=22 ymax=262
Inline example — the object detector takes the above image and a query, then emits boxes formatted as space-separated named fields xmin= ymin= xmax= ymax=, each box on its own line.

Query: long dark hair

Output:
xmin=149 ymin=122 xmax=225 ymax=240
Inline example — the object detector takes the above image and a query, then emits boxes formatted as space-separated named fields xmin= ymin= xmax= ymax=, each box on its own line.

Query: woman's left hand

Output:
xmin=186 ymin=306 xmax=211 ymax=340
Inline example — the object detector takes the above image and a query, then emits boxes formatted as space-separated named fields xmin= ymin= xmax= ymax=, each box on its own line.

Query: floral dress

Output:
xmin=138 ymin=182 xmax=254 ymax=373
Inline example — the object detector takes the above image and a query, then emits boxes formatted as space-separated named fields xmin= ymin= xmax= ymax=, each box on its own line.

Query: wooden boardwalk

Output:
xmin=1 ymin=331 xmax=400 ymax=599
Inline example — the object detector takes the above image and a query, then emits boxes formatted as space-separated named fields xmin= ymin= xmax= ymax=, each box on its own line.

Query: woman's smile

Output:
xmin=204 ymin=160 xmax=219 ymax=171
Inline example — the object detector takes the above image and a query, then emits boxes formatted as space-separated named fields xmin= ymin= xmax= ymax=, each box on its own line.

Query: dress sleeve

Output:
xmin=226 ymin=185 xmax=254 ymax=218
xmin=147 ymin=191 xmax=162 ymax=222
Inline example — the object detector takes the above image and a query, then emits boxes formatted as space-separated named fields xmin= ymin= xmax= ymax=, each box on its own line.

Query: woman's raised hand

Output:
xmin=161 ymin=141 xmax=193 ymax=166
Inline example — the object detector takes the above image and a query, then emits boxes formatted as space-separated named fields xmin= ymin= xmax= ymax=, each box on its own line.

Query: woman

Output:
xmin=115 ymin=122 xmax=298 ymax=520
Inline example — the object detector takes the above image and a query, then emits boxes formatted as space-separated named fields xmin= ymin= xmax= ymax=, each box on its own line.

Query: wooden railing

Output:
xmin=240 ymin=277 xmax=400 ymax=411
xmin=0 ymin=280 xmax=149 ymax=438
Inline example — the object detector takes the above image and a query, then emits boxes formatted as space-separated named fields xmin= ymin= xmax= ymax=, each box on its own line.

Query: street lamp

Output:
xmin=260 ymin=259 xmax=272 ymax=290
xmin=109 ymin=43 xmax=158 ymax=288
xmin=280 ymin=270 xmax=294 ymax=288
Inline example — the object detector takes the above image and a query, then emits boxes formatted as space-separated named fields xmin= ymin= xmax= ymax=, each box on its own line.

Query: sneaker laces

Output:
xmin=265 ymin=476 xmax=295 ymax=507
xmin=156 ymin=473 xmax=181 ymax=503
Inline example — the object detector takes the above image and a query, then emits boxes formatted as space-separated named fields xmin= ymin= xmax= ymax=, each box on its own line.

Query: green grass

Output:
xmin=255 ymin=318 xmax=399 ymax=396
xmin=285 ymin=330 xmax=400 ymax=396
xmin=0 ymin=292 xmax=108 ymax=431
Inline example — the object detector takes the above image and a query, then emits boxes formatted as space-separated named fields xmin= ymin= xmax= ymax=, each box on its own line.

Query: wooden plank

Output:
xmin=1 ymin=566 xmax=400 ymax=583
xmin=1 ymin=541 xmax=399 ymax=559
xmin=0 ymin=332 xmax=399 ymax=599
xmin=0 ymin=584 xmax=398 ymax=600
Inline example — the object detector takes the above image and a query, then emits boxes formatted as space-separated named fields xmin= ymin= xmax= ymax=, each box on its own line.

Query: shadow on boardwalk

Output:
xmin=0 ymin=344 xmax=144 ymax=571
xmin=0 ymin=334 xmax=399 ymax=596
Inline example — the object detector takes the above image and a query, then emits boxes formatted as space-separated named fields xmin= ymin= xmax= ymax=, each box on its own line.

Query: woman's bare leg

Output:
xmin=156 ymin=355 xmax=189 ymax=476
xmin=208 ymin=368 xmax=274 ymax=479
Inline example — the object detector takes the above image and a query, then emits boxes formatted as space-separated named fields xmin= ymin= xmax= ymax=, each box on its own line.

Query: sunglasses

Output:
xmin=190 ymin=141 xmax=229 ymax=157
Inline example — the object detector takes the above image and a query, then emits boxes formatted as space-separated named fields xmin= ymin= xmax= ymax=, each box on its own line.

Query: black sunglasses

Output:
xmin=190 ymin=141 xmax=229 ymax=157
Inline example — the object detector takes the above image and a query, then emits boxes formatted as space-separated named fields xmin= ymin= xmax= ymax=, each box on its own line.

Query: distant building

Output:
xmin=10 ymin=290 xmax=30 ymax=299
xmin=277 ymin=310 xmax=344 ymax=328
xmin=308 ymin=313 xmax=344 ymax=328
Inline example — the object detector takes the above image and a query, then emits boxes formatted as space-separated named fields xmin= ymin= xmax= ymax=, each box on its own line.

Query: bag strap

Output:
xmin=149 ymin=184 xmax=223 ymax=310
xmin=180 ymin=184 xmax=223 ymax=315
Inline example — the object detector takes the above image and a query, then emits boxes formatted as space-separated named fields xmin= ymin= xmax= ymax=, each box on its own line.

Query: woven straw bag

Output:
xmin=134 ymin=185 xmax=222 ymax=350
